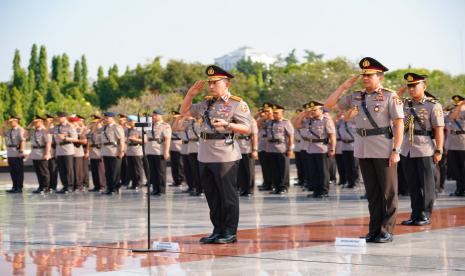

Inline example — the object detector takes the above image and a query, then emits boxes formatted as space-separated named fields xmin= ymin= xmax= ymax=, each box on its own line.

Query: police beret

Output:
xmin=206 ymin=65 xmax=234 ymax=81
xmin=103 ymin=112 xmax=116 ymax=117
xmin=152 ymin=109 xmax=164 ymax=115
xmin=272 ymin=104 xmax=285 ymax=111
xmin=359 ymin=57 xmax=389 ymax=75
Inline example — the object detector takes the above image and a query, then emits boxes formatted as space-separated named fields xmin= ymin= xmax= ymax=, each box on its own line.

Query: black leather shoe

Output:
xmin=89 ymin=188 xmax=100 ymax=192
xmin=199 ymin=233 xmax=221 ymax=244
xmin=414 ymin=217 xmax=431 ymax=226
xmin=56 ymin=188 xmax=69 ymax=194
xmin=401 ymin=218 xmax=417 ymax=226
xmin=215 ymin=235 xmax=237 ymax=244
xmin=375 ymin=232 xmax=393 ymax=243
xmin=278 ymin=189 xmax=288 ymax=195
xmin=32 ymin=188 xmax=44 ymax=194
xmin=259 ymin=186 xmax=271 ymax=191
xmin=240 ymin=193 xmax=253 ymax=197
xmin=360 ymin=233 xmax=378 ymax=243
xmin=6 ymin=188 xmax=21 ymax=194
xmin=150 ymin=191 xmax=161 ymax=196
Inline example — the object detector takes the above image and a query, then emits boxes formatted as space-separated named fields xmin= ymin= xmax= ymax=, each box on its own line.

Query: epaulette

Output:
xmin=426 ymin=97 xmax=438 ymax=104
xmin=230 ymin=95 xmax=242 ymax=102
xmin=382 ymin=88 xmax=396 ymax=94
xmin=204 ymin=96 xmax=213 ymax=100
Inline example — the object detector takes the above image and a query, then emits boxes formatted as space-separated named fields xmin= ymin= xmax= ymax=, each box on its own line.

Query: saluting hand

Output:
xmin=187 ymin=80 xmax=205 ymax=96
xmin=341 ymin=75 xmax=360 ymax=91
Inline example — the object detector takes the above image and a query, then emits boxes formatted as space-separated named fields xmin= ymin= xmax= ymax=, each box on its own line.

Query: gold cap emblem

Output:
xmin=310 ymin=102 xmax=315 ymax=107
xmin=362 ymin=59 xmax=370 ymax=67
xmin=207 ymin=68 xmax=215 ymax=75
xmin=407 ymin=75 xmax=414 ymax=82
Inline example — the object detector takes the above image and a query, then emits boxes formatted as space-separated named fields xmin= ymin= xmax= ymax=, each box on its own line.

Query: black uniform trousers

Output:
xmin=438 ymin=154 xmax=447 ymax=192
xmin=90 ymin=158 xmax=106 ymax=191
xmin=306 ymin=153 xmax=329 ymax=195
xmin=74 ymin=157 xmax=85 ymax=190
xmin=237 ymin=153 xmax=255 ymax=194
xmin=342 ymin=150 xmax=360 ymax=188
xmin=182 ymin=154 xmax=194 ymax=191
xmin=447 ymin=150 xmax=465 ymax=194
xmin=397 ymin=158 xmax=409 ymax=195
xmin=33 ymin=159 xmax=50 ymax=190
xmin=359 ymin=158 xmax=398 ymax=235
xmin=127 ymin=155 xmax=145 ymax=188
xmin=170 ymin=150 xmax=184 ymax=185
xmin=103 ymin=156 xmax=122 ymax=192
xmin=56 ymin=155 xmax=74 ymax=190
xmin=188 ymin=153 xmax=201 ymax=193
xmin=328 ymin=156 xmax=337 ymax=182
xmin=294 ymin=150 xmax=306 ymax=185
xmin=49 ymin=157 xmax=58 ymax=190
xmin=147 ymin=155 xmax=167 ymax=193
xmin=8 ymin=157 xmax=24 ymax=191
xmin=335 ymin=153 xmax=346 ymax=185
xmin=401 ymin=155 xmax=435 ymax=219
xmin=199 ymin=161 xmax=239 ymax=236
xmin=120 ymin=156 xmax=130 ymax=186
xmin=83 ymin=158 xmax=89 ymax=188
xmin=258 ymin=151 xmax=272 ymax=189
xmin=268 ymin=152 xmax=290 ymax=191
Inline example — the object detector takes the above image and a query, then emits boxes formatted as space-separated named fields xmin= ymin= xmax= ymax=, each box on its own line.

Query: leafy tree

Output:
xmin=8 ymin=87 xmax=24 ymax=119
xmin=28 ymin=44 xmax=39 ymax=88
xmin=303 ymin=50 xmax=324 ymax=63
xmin=81 ymin=55 xmax=89 ymax=93
xmin=73 ymin=60 xmax=82 ymax=84
xmin=51 ymin=55 xmax=64 ymax=85
xmin=61 ymin=53 xmax=71 ymax=85
xmin=37 ymin=45 xmax=49 ymax=93
xmin=285 ymin=49 xmax=299 ymax=67
xmin=30 ymin=90 xmax=46 ymax=117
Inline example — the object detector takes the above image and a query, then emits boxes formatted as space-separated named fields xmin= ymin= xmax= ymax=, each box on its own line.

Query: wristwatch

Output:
xmin=434 ymin=149 xmax=443 ymax=155
xmin=392 ymin=148 xmax=401 ymax=154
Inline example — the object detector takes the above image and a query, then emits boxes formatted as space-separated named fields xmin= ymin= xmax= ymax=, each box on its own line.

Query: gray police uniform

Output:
xmin=186 ymin=119 xmax=202 ymax=195
xmin=302 ymin=114 xmax=335 ymax=196
xmin=189 ymin=93 xmax=251 ymax=237
xmin=293 ymin=126 xmax=306 ymax=187
xmin=73 ymin=126 xmax=87 ymax=191
xmin=335 ymin=120 xmax=347 ymax=186
xmin=87 ymin=128 xmax=106 ymax=191
xmin=6 ymin=126 xmax=26 ymax=191
xmin=445 ymin=107 xmax=465 ymax=195
xmin=53 ymin=122 xmax=77 ymax=192
xmin=30 ymin=127 xmax=52 ymax=191
xmin=101 ymin=123 xmax=125 ymax=193
xmin=237 ymin=118 xmax=257 ymax=195
xmin=338 ymin=118 xmax=360 ymax=188
xmin=257 ymin=119 xmax=273 ymax=190
xmin=400 ymin=96 xmax=444 ymax=221
xmin=267 ymin=119 xmax=294 ymax=193
xmin=126 ymin=127 xmax=144 ymax=189
xmin=145 ymin=121 xmax=171 ymax=194
xmin=338 ymin=87 xmax=404 ymax=236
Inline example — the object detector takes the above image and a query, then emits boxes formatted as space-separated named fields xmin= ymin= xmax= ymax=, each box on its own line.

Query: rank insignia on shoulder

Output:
xmin=230 ymin=95 xmax=242 ymax=102
xmin=240 ymin=103 xmax=249 ymax=113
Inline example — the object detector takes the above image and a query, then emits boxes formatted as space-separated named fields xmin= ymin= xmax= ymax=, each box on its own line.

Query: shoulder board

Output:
xmin=204 ymin=96 xmax=213 ymax=100
xmin=426 ymin=97 xmax=438 ymax=104
xmin=382 ymin=88 xmax=396 ymax=94
xmin=230 ymin=95 xmax=242 ymax=102
xmin=352 ymin=90 xmax=363 ymax=95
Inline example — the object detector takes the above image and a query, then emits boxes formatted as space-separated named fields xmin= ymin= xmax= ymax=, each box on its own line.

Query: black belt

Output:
xmin=356 ymin=126 xmax=392 ymax=138
xmin=188 ymin=138 xmax=199 ymax=142
xmin=32 ymin=145 xmax=45 ymax=149
xmin=341 ymin=139 xmax=354 ymax=143
xmin=90 ymin=144 xmax=101 ymax=149
xmin=413 ymin=130 xmax=433 ymax=137
xmin=305 ymin=138 xmax=329 ymax=144
xmin=268 ymin=138 xmax=285 ymax=143
xmin=59 ymin=141 xmax=72 ymax=146
xmin=7 ymin=145 xmax=18 ymax=148
xmin=238 ymin=135 xmax=251 ymax=140
xmin=171 ymin=137 xmax=181 ymax=140
xmin=182 ymin=140 xmax=189 ymax=144
xmin=200 ymin=132 xmax=233 ymax=140
xmin=451 ymin=130 xmax=465 ymax=135
xmin=103 ymin=142 xmax=117 ymax=146
xmin=148 ymin=138 xmax=164 ymax=143
xmin=128 ymin=143 xmax=140 ymax=146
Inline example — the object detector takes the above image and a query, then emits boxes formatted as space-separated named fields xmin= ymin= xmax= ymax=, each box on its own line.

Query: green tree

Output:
xmin=37 ymin=45 xmax=49 ymax=93
xmin=28 ymin=44 xmax=39 ymax=88
xmin=46 ymin=81 xmax=63 ymax=102
xmin=51 ymin=55 xmax=64 ymax=86
xmin=61 ymin=53 xmax=71 ymax=85
xmin=81 ymin=55 xmax=89 ymax=93
xmin=8 ymin=87 xmax=24 ymax=119
xmin=303 ymin=50 xmax=324 ymax=63
xmin=30 ymin=90 xmax=46 ymax=117
xmin=285 ymin=49 xmax=299 ymax=67
xmin=73 ymin=60 xmax=82 ymax=84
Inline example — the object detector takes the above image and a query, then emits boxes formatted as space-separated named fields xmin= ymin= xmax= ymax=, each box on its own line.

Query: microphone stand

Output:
xmin=132 ymin=110 xmax=164 ymax=253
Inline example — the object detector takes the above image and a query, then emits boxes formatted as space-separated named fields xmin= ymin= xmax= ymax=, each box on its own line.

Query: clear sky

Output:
xmin=1 ymin=0 xmax=464 ymax=82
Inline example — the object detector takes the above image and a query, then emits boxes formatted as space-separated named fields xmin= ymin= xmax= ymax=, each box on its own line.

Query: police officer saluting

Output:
xmin=400 ymin=73 xmax=444 ymax=226
xmin=325 ymin=57 xmax=404 ymax=243
xmin=1 ymin=116 xmax=26 ymax=193
xmin=29 ymin=115 xmax=53 ymax=194
xmin=180 ymin=65 xmax=251 ymax=244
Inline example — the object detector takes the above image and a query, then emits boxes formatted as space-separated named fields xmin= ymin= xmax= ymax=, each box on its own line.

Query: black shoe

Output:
xmin=6 ymin=188 xmax=21 ymax=194
xmin=89 ymin=188 xmax=100 ymax=192
xmin=450 ymin=191 xmax=465 ymax=197
xmin=104 ymin=190 xmax=114 ymax=195
xmin=360 ymin=194 xmax=368 ymax=199
xmin=413 ymin=217 xmax=431 ymax=226
xmin=401 ymin=218 xmax=417 ymax=226
xmin=199 ymin=233 xmax=221 ymax=244
xmin=308 ymin=193 xmax=322 ymax=198
xmin=215 ymin=235 xmax=237 ymax=244
xmin=360 ymin=233 xmax=378 ymax=243
xmin=129 ymin=185 xmax=139 ymax=190
xmin=182 ymin=188 xmax=193 ymax=193
xmin=374 ymin=232 xmax=393 ymax=243
xmin=259 ymin=186 xmax=271 ymax=191
xmin=32 ymin=188 xmax=44 ymax=194
xmin=56 ymin=188 xmax=69 ymax=194
xmin=190 ymin=191 xmax=203 ymax=196
xmin=240 ymin=192 xmax=253 ymax=197
xmin=150 ymin=191 xmax=161 ymax=196
xmin=278 ymin=189 xmax=288 ymax=195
